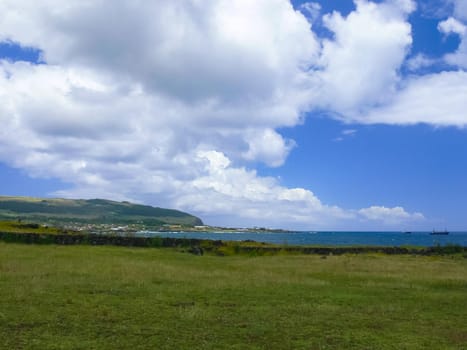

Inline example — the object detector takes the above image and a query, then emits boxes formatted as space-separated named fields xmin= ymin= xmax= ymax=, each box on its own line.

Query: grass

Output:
xmin=0 ymin=243 xmax=466 ymax=349
xmin=0 ymin=221 xmax=67 ymax=235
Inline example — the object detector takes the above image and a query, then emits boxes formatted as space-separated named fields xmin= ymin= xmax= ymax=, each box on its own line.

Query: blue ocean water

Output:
xmin=137 ymin=231 xmax=467 ymax=247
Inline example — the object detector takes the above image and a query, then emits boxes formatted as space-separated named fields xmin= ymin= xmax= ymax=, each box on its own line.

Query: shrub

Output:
xmin=150 ymin=236 xmax=163 ymax=247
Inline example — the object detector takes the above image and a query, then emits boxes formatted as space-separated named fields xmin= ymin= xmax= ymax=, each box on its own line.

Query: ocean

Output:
xmin=136 ymin=230 xmax=467 ymax=247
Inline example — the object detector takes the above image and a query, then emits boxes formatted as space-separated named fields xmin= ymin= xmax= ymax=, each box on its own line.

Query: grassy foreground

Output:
xmin=0 ymin=243 xmax=466 ymax=349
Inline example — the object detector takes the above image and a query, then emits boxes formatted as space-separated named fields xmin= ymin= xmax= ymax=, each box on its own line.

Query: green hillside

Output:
xmin=0 ymin=196 xmax=203 ymax=226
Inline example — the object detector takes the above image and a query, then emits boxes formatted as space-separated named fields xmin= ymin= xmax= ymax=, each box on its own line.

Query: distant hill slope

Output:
xmin=0 ymin=196 xmax=203 ymax=226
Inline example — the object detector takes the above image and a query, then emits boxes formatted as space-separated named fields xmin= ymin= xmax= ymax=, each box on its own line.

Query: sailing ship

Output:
xmin=430 ymin=229 xmax=449 ymax=235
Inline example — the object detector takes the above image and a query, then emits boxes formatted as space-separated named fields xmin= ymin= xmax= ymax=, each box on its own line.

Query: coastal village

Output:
xmin=63 ymin=222 xmax=290 ymax=236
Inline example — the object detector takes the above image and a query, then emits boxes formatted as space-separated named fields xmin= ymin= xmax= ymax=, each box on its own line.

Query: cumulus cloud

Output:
xmin=0 ymin=0 xmax=318 ymax=163
xmin=358 ymin=206 xmax=424 ymax=224
xmin=438 ymin=16 xmax=467 ymax=34
xmin=312 ymin=0 xmax=466 ymax=126
xmin=0 ymin=0 xmax=440 ymax=229
xmin=316 ymin=0 xmax=414 ymax=115
xmin=312 ymin=0 xmax=467 ymax=127
xmin=0 ymin=0 xmax=328 ymax=229
xmin=0 ymin=0 xmax=319 ymax=106
xmin=174 ymin=151 xmax=422 ymax=229
xmin=353 ymin=71 xmax=467 ymax=126
xmin=242 ymin=129 xmax=296 ymax=167
xmin=438 ymin=15 xmax=467 ymax=68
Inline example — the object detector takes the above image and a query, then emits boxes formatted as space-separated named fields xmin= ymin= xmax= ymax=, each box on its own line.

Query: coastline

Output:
xmin=1 ymin=231 xmax=465 ymax=256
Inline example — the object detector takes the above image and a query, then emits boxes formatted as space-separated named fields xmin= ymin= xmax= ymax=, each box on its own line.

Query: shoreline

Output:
xmin=1 ymin=231 xmax=465 ymax=256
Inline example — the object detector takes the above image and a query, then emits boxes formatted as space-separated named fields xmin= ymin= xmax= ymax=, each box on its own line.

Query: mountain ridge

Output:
xmin=0 ymin=196 xmax=203 ymax=226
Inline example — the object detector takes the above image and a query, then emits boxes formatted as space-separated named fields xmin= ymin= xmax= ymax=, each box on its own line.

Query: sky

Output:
xmin=0 ymin=0 xmax=466 ymax=230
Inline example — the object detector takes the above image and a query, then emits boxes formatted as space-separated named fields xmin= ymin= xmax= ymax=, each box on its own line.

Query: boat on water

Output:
xmin=431 ymin=229 xmax=449 ymax=235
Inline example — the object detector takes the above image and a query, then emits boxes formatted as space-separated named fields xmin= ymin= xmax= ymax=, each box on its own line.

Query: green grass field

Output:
xmin=0 ymin=243 xmax=466 ymax=349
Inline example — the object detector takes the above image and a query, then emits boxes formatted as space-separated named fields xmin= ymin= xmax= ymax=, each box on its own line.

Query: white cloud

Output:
xmin=358 ymin=206 xmax=424 ymax=224
xmin=311 ymin=0 xmax=467 ymax=127
xmin=438 ymin=16 xmax=466 ymax=35
xmin=0 ymin=0 xmax=436 ymax=229
xmin=405 ymin=53 xmax=438 ymax=71
xmin=438 ymin=15 xmax=467 ymax=68
xmin=300 ymin=2 xmax=322 ymax=23
xmin=173 ymin=151 xmax=422 ymax=229
xmin=333 ymin=129 xmax=357 ymax=142
xmin=0 ymin=1 xmax=334 ymax=229
xmin=437 ymin=1 xmax=467 ymax=69
xmin=396 ymin=0 xmax=417 ymax=13
xmin=242 ymin=129 xmax=295 ymax=167
xmin=0 ymin=0 xmax=319 ymax=165
xmin=342 ymin=129 xmax=357 ymax=136
xmin=356 ymin=71 xmax=467 ymax=126
xmin=310 ymin=0 xmax=467 ymax=126
xmin=0 ymin=0 xmax=319 ymax=106
xmin=316 ymin=0 xmax=414 ymax=115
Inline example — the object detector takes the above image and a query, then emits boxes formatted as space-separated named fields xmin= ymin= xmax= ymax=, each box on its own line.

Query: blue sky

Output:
xmin=0 ymin=0 xmax=466 ymax=230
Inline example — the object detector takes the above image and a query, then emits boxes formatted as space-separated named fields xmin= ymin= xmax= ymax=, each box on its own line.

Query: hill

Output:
xmin=0 ymin=196 xmax=203 ymax=227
